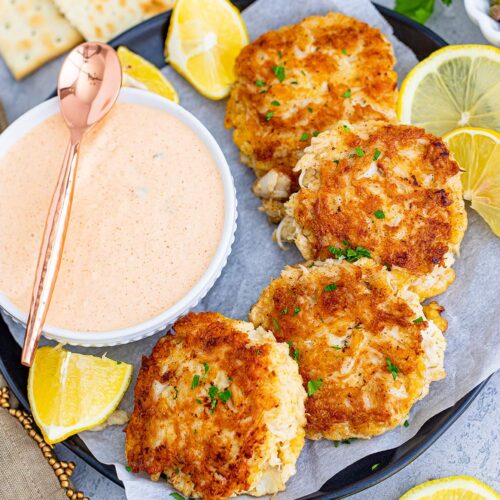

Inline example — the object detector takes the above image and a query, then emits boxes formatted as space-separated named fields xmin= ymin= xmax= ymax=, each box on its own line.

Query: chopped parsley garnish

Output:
xmin=333 ymin=159 xmax=340 ymax=165
xmin=341 ymin=89 xmax=352 ymax=98
xmin=334 ymin=439 xmax=355 ymax=447
xmin=271 ymin=99 xmax=281 ymax=106
xmin=355 ymin=147 xmax=365 ymax=157
xmin=328 ymin=241 xmax=371 ymax=263
xmin=374 ymin=210 xmax=385 ymax=219
xmin=324 ymin=283 xmax=337 ymax=292
xmin=265 ymin=111 xmax=274 ymax=121
xmin=272 ymin=64 xmax=286 ymax=82
xmin=272 ymin=317 xmax=280 ymax=332
xmin=291 ymin=80 xmax=298 ymax=84
xmin=332 ymin=345 xmax=342 ymax=350
xmin=342 ymin=124 xmax=350 ymax=132
xmin=287 ymin=341 xmax=300 ymax=362
xmin=383 ymin=262 xmax=391 ymax=270
xmin=203 ymin=362 xmax=210 ymax=374
xmin=281 ymin=307 xmax=288 ymax=315
xmin=211 ymin=399 xmax=217 ymax=412
xmin=301 ymin=69 xmax=306 ymax=76
xmin=308 ymin=106 xmax=313 ymax=113
xmin=300 ymin=132 xmax=310 ymax=142
xmin=208 ymin=385 xmax=219 ymax=399
xmin=373 ymin=148 xmax=381 ymax=161
xmin=341 ymin=48 xmax=348 ymax=55
xmin=293 ymin=307 xmax=300 ymax=316
xmin=278 ymin=50 xmax=283 ymax=59
xmin=196 ymin=399 xmax=202 ymax=404
xmin=218 ymin=389 xmax=232 ymax=403
xmin=255 ymin=349 xmax=262 ymax=355
xmin=191 ymin=374 xmax=201 ymax=389
xmin=404 ymin=419 xmax=410 ymax=428
xmin=255 ymin=79 xmax=265 ymax=87
xmin=371 ymin=463 xmax=380 ymax=471
xmin=386 ymin=358 xmax=399 ymax=380
xmin=312 ymin=131 xmax=320 ymax=137
xmin=413 ymin=316 xmax=424 ymax=324
xmin=307 ymin=379 xmax=323 ymax=396
xmin=116 ymin=361 xmax=122 ymax=365
xmin=126 ymin=466 xmax=132 ymax=472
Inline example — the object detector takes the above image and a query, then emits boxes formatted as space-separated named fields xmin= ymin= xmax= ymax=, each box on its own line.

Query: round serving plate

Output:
xmin=0 ymin=1 xmax=489 ymax=498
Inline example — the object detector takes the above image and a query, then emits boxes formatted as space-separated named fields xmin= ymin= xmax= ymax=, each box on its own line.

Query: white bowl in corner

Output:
xmin=0 ymin=88 xmax=237 ymax=347
xmin=465 ymin=0 xmax=500 ymax=46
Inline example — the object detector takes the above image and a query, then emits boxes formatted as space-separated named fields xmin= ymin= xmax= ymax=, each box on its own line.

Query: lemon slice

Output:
xmin=28 ymin=345 xmax=132 ymax=444
xmin=444 ymin=127 xmax=500 ymax=236
xmin=165 ymin=0 xmax=249 ymax=99
xmin=117 ymin=46 xmax=179 ymax=103
xmin=400 ymin=476 xmax=500 ymax=499
xmin=398 ymin=45 xmax=500 ymax=136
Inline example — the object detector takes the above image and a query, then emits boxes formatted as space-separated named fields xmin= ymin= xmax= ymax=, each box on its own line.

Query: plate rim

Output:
xmin=0 ymin=2 xmax=483 ymax=499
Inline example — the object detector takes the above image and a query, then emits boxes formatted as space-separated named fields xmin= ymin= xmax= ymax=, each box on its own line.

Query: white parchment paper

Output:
xmin=6 ymin=0 xmax=500 ymax=498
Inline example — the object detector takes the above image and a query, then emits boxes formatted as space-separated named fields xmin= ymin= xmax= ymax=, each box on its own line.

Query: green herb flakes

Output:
xmin=355 ymin=147 xmax=365 ymax=157
xmin=272 ymin=64 xmax=286 ymax=82
xmin=404 ymin=419 xmax=410 ymax=428
xmin=208 ymin=385 xmax=218 ymax=399
xmin=173 ymin=386 xmax=178 ymax=400
xmin=307 ymin=379 xmax=323 ymax=396
xmin=342 ymin=124 xmax=350 ymax=132
xmin=324 ymin=283 xmax=337 ymax=292
xmin=116 ymin=361 xmax=122 ymax=365
xmin=191 ymin=374 xmax=200 ymax=389
xmin=293 ymin=307 xmax=300 ymax=316
xmin=328 ymin=241 xmax=371 ymax=262
xmin=272 ymin=317 xmax=280 ymax=332
xmin=218 ymin=389 xmax=232 ymax=403
xmin=413 ymin=316 xmax=424 ymax=324
xmin=278 ymin=50 xmax=283 ymax=59
xmin=308 ymin=106 xmax=313 ymax=113
xmin=373 ymin=148 xmax=381 ymax=161
xmin=271 ymin=99 xmax=281 ymax=106
xmin=341 ymin=89 xmax=352 ymax=98
xmin=281 ymin=307 xmax=288 ymax=315
xmin=300 ymin=132 xmax=310 ymax=142
xmin=255 ymin=79 xmax=265 ymax=87
xmin=265 ymin=111 xmax=274 ymax=121
xmin=386 ymin=358 xmax=399 ymax=380
xmin=126 ymin=466 xmax=132 ymax=472
xmin=203 ymin=362 xmax=210 ymax=374
xmin=312 ymin=131 xmax=320 ymax=137
xmin=374 ymin=210 xmax=385 ymax=219
xmin=371 ymin=463 xmax=380 ymax=471
xmin=341 ymin=48 xmax=348 ymax=55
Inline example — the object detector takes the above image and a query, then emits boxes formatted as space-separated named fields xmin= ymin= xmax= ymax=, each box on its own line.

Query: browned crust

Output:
xmin=125 ymin=312 xmax=283 ymax=499
xmin=250 ymin=260 xmax=431 ymax=439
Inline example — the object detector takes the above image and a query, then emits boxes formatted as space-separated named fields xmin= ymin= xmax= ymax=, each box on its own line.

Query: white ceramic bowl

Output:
xmin=0 ymin=88 xmax=237 ymax=346
xmin=465 ymin=0 xmax=500 ymax=46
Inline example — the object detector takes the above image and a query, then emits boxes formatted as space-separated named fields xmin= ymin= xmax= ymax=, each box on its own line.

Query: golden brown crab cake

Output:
xmin=225 ymin=12 xmax=398 ymax=222
xmin=125 ymin=312 xmax=306 ymax=499
xmin=249 ymin=259 xmax=446 ymax=441
xmin=276 ymin=121 xmax=467 ymax=300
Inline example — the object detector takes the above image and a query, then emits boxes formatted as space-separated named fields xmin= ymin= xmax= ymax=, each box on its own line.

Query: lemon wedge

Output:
xmin=117 ymin=46 xmax=179 ymax=103
xmin=28 ymin=345 xmax=132 ymax=444
xmin=400 ymin=476 xmax=500 ymax=500
xmin=398 ymin=45 xmax=500 ymax=136
xmin=444 ymin=127 xmax=500 ymax=236
xmin=165 ymin=0 xmax=249 ymax=99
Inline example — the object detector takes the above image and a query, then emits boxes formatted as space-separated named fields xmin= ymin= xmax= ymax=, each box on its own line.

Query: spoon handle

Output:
xmin=21 ymin=136 xmax=81 ymax=367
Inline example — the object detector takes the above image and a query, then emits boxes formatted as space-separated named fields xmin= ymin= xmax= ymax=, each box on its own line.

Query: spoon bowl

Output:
xmin=21 ymin=42 xmax=122 ymax=366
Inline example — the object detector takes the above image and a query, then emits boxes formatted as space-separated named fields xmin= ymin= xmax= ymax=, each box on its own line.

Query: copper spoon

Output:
xmin=21 ymin=42 xmax=122 ymax=366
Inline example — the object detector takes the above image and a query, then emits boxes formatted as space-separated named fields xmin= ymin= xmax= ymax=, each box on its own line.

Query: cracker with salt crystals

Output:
xmin=0 ymin=0 xmax=83 ymax=80
xmin=53 ymin=0 xmax=174 ymax=42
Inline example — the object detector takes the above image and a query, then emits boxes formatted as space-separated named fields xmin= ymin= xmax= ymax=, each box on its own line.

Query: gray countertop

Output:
xmin=0 ymin=1 xmax=498 ymax=499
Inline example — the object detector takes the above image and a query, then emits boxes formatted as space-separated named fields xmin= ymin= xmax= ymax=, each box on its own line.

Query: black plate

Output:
xmin=0 ymin=2 xmax=488 ymax=498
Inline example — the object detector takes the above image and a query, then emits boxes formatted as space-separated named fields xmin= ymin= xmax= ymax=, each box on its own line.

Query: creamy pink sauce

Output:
xmin=0 ymin=102 xmax=225 ymax=331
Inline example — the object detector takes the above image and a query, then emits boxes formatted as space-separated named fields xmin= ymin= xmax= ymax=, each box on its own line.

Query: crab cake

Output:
xmin=276 ymin=121 xmax=467 ymax=300
xmin=249 ymin=259 xmax=446 ymax=441
xmin=225 ymin=12 xmax=398 ymax=222
xmin=125 ymin=312 xmax=306 ymax=499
